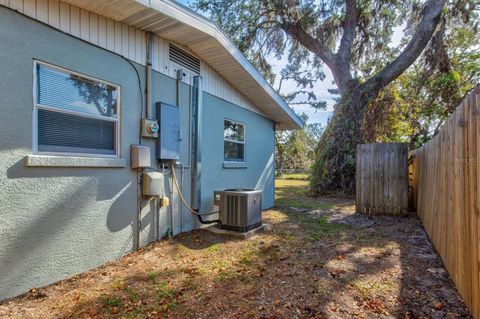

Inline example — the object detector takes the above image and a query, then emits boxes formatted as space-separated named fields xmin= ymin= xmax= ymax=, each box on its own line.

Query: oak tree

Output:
xmin=193 ymin=0 xmax=449 ymax=194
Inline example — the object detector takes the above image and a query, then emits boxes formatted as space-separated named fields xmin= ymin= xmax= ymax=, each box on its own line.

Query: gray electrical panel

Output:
xmin=156 ymin=102 xmax=180 ymax=160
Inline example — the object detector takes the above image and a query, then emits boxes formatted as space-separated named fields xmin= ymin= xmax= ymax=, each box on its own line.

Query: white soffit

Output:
xmin=62 ymin=0 xmax=304 ymax=130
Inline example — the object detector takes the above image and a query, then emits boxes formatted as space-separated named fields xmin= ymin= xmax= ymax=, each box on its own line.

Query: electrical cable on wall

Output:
xmin=8 ymin=7 xmax=146 ymax=145
xmin=170 ymin=161 xmax=219 ymax=224
xmin=122 ymin=58 xmax=144 ymax=145
xmin=24 ymin=6 xmax=217 ymax=230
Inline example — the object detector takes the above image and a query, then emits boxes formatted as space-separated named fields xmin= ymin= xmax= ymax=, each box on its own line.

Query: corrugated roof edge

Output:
xmin=144 ymin=0 xmax=305 ymax=130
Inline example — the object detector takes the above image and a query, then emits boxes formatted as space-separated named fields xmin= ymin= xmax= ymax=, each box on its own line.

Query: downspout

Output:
xmin=136 ymin=32 xmax=154 ymax=251
xmin=146 ymin=32 xmax=154 ymax=119
xmin=176 ymin=69 xmax=184 ymax=233
xmin=169 ymin=76 xmax=218 ymax=224
xmin=191 ymin=76 xmax=202 ymax=212
xmin=136 ymin=171 xmax=141 ymax=251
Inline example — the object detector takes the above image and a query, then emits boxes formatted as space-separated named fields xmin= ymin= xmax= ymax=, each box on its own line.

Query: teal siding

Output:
xmin=0 ymin=6 xmax=275 ymax=300
xmin=201 ymin=93 xmax=275 ymax=212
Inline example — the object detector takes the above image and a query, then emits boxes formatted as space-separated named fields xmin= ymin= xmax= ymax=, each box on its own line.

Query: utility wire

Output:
xmin=170 ymin=162 xmax=218 ymax=217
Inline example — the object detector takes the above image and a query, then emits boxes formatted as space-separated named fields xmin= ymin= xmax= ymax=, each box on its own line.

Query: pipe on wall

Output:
xmin=169 ymin=163 xmax=174 ymax=236
xmin=175 ymin=70 xmax=184 ymax=233
xmin=191 ymin=76 xmax=203 ymax=211
xmin=135 ymin=32 xmax=154 ymax=250
xmin=180 ymin=163 xmax=184 ymax=232
xmin=145 ymin=32 xmax=154 ymax=119
xmin=135 ymin=171 xmax=141 ymax=250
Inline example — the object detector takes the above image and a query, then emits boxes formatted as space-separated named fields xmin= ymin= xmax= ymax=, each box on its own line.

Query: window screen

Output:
xmin=34 ymin=62 xmax=119 ymax=156
xmin=224 ymin=119 xmax=245 ymax=162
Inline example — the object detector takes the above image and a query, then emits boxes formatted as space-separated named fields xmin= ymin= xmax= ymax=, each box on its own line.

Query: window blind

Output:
xmin=35 ymin=62 xmax=119 ymax=156
xmin=38 ymin=109 xmax=115 ymax=155
xmin=37 ymin=64 xmax=118 ymax=118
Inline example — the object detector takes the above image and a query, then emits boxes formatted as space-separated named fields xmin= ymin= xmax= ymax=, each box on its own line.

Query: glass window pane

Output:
xmin=38 ymin=108 xmax=115 ymax=155
xmin=37 ymin=64 xmax=118 ymax=118
xmin=224 ymin=119 xmax=244 ymax=141
xmin=224 ymin=141 xmax=244 ymax=162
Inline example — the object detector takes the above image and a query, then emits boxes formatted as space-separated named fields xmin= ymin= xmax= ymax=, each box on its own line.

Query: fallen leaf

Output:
xmin=434 ymin=302 xmax=443 ymax=310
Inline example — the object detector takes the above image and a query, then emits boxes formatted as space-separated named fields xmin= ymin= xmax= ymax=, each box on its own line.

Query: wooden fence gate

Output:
xmin=356 ymin=143 xmax=409 ymax=215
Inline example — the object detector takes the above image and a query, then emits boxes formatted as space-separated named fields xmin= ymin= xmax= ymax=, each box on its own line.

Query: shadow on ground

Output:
xmin=0 ymin=179 xmax=471 ymax=318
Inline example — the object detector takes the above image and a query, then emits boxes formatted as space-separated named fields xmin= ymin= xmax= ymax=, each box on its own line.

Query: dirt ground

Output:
xmin=0 ymin=179 xmax=471 ymax=318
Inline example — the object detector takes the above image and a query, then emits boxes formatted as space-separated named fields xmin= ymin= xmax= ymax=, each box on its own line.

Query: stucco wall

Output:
xmin=201 ymin=93 xmax=276 ymax=213
xmin=0 ymin=6 xmax=275 ymax=300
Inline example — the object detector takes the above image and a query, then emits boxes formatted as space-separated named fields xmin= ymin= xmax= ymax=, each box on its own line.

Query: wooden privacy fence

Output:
xmin=356 ymin=143 xmax=409 ymax=216
xmin=409 ymin=85 xmax=480 ymax=319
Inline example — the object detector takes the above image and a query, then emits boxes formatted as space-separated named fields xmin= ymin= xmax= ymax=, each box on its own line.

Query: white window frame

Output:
xmin=224 ymin=118 xmax=246 ymax=163
xmin=32 ymin=60 xmax=121 ymax=158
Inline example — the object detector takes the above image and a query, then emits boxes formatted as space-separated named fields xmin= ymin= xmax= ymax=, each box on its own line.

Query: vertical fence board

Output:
xmin=409 ymin=85 xmax=480 ymax=318
xmin=356 ymin=143 xmax=408 ymax=215
xmin=469 ymin=91 xmax=480 ymax=318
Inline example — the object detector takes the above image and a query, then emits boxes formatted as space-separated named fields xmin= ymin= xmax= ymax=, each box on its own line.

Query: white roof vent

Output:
xmin=169 ymin=43 xmax=200 ymax=74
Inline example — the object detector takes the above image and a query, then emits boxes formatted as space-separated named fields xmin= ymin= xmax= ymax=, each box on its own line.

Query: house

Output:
xmin=0 ymin=0 xmax=303 ymax=300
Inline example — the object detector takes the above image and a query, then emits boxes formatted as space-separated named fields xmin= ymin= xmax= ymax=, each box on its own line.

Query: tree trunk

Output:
xmin=310 ymin=83 xmax=374 ymax=195
xmin=276 ymin=154 xmax=284 ymax=177
xmin=281 ymin=0 xmax=446 ymax=195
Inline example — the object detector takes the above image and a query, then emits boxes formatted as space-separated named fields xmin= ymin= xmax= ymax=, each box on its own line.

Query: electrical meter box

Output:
xmin=142 ymin=172 xmax=164 ymax=196
xmin=156 ymin=102 xmax=180 ymax=160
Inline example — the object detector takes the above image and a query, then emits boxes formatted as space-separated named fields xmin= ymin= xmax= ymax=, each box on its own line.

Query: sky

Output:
xmin=270 ymin=53 xmax=337 ymax=126
xmin=180 ymin=0 xmax=404 ymax=127
xmin=267 ymin=26 xmax=405 ymax=126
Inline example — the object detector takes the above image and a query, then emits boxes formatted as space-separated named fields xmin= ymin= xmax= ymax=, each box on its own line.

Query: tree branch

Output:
xmin=363 ymin=0 xmax=447 ymax=94
xmin=280 ymin=21 xmax=336 ymax=71
xmin=337 ymin=0 xmax=357 ymax=64
xmin=280 ymin=21 xmax=355 ymax=93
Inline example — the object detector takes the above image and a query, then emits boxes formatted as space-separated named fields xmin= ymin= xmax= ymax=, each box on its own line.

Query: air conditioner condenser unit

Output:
xmin=214 ymin=189 xmax=262 ymax=232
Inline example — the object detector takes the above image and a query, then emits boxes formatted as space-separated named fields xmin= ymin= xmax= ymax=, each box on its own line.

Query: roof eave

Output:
xmin=139 ymin=0 xmax=304 ymax=130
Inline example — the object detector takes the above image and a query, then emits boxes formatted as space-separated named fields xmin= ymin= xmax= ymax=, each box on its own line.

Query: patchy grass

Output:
xmin=103 ymin=295 xmax=121 ymax=307
xmin=276 ymin=173 xmax=309 ymax=180
xmin=0 ymin=179 xmax=471 ymax=319
xmin=215 ymin=269 xmax=238 ymax=282
xmin=147 ymin=271 xmax=158 ymax=282
xmin=155 ymin=281 xmax=177 ymax=311
xmin=275 ymin=178 xmax=334 ymax=210
xmin=352 ymin=278 xmax=397 ymax=301
xmin=109 ymin=278 xmax=125 ymax=291
xmin=207 ymin=243 xmax=220 ymax=253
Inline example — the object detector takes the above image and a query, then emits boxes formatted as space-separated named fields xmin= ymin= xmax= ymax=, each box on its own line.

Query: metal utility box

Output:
xmin=141 ymin=118 xmax=159 ymax=138
xmin=142 ymin=172 xmax=164 ymax=196
xmin=156 ymin=102 xmax=180 ymax=160
xmin=131 ymin=144 xmax=151 ymax=169
xmin=214 ymin=189 xmax=262 ymax=232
